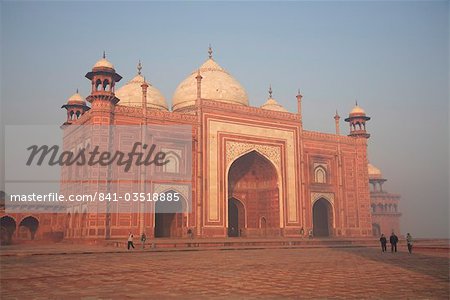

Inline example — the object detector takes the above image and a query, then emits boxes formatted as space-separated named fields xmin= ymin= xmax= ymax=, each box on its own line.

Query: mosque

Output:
xmin=0 ymin=48 xmax=401 ymax=243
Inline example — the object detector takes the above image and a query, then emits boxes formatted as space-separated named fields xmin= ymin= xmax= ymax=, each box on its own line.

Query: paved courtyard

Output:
xmin=1 ymin=246 xmax=449 ymax=299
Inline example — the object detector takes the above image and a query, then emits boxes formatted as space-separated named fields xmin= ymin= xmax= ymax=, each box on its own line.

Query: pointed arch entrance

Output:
xmin=228 ymin=150 xmax=280 ymax=237
xmin=154 ymin=191 xmax=187 ymax=238
xmin=18 ymin=216 xmax=39 ymax=240
xmin=312 ymin=198 xmax=333 ymax=237
xmin=1 ymin=216 xmax=16 ymax=245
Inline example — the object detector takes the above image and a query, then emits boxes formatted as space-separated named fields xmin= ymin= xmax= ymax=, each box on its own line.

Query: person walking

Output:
xmin=127 ymin=232 xmax=135 ymax=250
xmin=406 ymin=233 xmax=413 ymax=254
xmin=389 ymin=232 xmax=398 ymax=253
xmin=308 ymin=229 xmax=313 ymax=239
xmin=379 ymin=234 xmax=387 ymax=253
xmin=140 ymin=232 xmax=147 ymax=249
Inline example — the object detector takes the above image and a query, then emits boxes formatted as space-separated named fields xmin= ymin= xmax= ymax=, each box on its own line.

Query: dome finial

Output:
xmin=268 ymin=84 xmax=273 ymax=99
xmin=103 ymin=51 xmax=106 ymax=59
xmin=137 ymin=60 xmax=142 ymax=75
xmin=208 ymin=44 xmax=213 ymax=59
xmin=355 ymin=100 xmax=358 ymax=106
xmin=76 ymin=88 xmax=79 ymax=94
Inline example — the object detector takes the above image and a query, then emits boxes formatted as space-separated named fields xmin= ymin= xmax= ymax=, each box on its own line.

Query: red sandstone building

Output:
xmin=1 ymin=49 xmax=401 ymax=243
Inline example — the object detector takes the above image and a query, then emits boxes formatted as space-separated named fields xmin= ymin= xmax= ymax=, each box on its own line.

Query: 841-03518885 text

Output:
xmin=96 ymin=192 xmax=180 ymax=202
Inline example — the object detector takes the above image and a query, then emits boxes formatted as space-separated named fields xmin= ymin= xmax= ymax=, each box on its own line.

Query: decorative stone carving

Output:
xmin=226 ymin=141 xmax=281 ymax=170
xmin=311 ymin=192 xmax=335 ymax=205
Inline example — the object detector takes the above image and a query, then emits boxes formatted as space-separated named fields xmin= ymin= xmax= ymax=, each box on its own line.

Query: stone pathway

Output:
xmin=1 ymin=247 xmax=449 ymax=299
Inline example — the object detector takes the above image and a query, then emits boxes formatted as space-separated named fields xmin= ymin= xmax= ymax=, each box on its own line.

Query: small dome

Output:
xmin=115 ymin=74 xmax=168 ymax=110
xmin=172 ymin=57 xmax=249 ymax=111
xmin=368 ymin=163 xmax=383 ymax=179
xmin=67 ymin=91 xmax=86 ymax=105
xmin=261 ymin=98 xmax=288 ymax=112
xmin=350 ymin=103 xmax=366 ymax=116
xmin=93 ymin=58 xmax=114 ymax=70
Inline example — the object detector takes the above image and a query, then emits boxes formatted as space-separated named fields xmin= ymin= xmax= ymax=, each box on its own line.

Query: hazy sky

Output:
xmin=1 ymin=1 xmax=448 ymax=238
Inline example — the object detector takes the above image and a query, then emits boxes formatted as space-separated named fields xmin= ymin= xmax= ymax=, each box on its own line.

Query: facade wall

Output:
xmin=2 ymin=99 xmax=378 ymax=242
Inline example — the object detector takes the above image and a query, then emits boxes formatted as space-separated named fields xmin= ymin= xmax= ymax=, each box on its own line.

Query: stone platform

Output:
xmin=1 ymin=243 xmax=449 ymax=299
xmin=1 ymin=238 xmax=448 ymax=256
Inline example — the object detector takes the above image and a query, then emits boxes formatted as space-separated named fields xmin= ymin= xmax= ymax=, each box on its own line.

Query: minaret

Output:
xmin=141 ymin=78 xmax=149 ymax=114
xmin=296 ymin=89 xmax=303 ymax=118
xmin=61 ymin=89 xmax=90 ymax=126
xmin=196 ymin=69 xmax=202 ymax=102
xmin=84 ymin=52 xmax=122 ymax=240
xmin=334 ymin=110 xmax=341 ymax=135
xmin=85 ymin=52 xmax=122 ymax=106
xmin=138 ymin=60 xmax=148 ymax=112
xmin=344 ymin=101 xmax=370 ymax=138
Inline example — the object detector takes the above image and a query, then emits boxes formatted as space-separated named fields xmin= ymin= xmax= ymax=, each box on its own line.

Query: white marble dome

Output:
xmin=115 ymin=74 xmax=168 ymax=110
xmin=93 ymin=57 xmax=114 ymax=70
xmin=172 ymin=58 xmax=249 ymax=111
xmin=350 ymin=104 xmax=366 ymax=116
xmin=261 ymin=98 xmax=288 ymax=112
xmin=368 ymin=163 xmax=382 ymax=179
xmin=67 ymin=91 xmax=86 ymax=105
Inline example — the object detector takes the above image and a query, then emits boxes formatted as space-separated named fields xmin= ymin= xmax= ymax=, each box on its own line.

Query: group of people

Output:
xmin=127 ymin=232 xmax=147 ymax=250
xmin=127 ymin=228 xmax=195 ymax=250
xmin=379 ymin=232 xmax=414 ymax=254
xmin=127 ymin=230 xmax=415 ymax=253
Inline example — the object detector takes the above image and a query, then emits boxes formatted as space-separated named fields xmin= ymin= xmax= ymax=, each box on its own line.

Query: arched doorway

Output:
xmin=228 ymin=198 xmax=245 ymax=237
xmin=260 ymin=217 xmax=267 ymax=237
xmin=372 ymin=223 xmax=381 ymax=236
xmin=228 ymin=150 xmax=280 ymax=237
xmin=154 ymin=191 xmax=186 ymax=238
xmin=1 ymin=216 xmax=16 ymax=245
xmin=18 ymin=216 xmax=39 ymax=240
xmin=312 ymin=198 xmax=333 ymax=237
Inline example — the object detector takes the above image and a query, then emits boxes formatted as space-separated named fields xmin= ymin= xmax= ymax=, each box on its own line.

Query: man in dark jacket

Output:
xmin=390 ymin=232 xmax=399 ymax=253
xmin=379 ymin=234 xmax=387 ymax=253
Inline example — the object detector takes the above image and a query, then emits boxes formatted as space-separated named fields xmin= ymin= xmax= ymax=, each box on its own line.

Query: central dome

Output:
xmin=172 ymin=57 xmax=249 ymax=111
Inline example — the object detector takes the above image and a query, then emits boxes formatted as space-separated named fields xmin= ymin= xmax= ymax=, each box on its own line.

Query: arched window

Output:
xmin=103 ymin=79 xmax=110 ymax=91
xmin=163 ymin=152 xmax=180 ymax=173
xmin=95 ymin=79 xmax=102 ymax=91
xmin=314 ymin=166 xmax=327 ymax=183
